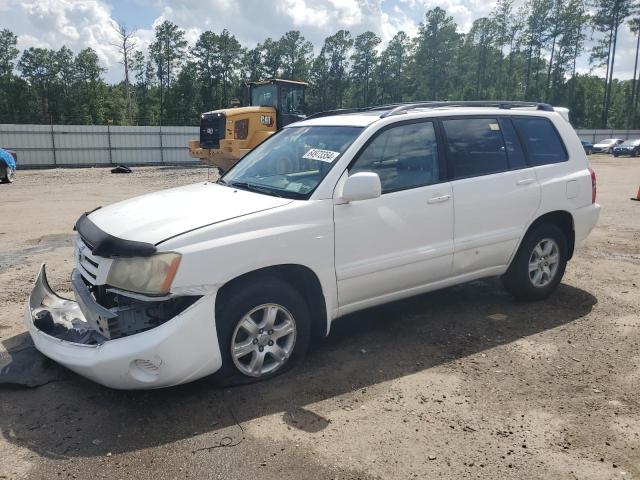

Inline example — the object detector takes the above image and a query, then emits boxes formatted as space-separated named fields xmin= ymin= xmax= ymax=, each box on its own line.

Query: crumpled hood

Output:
xmin=88 ymin=182 xmax=292 ymax=245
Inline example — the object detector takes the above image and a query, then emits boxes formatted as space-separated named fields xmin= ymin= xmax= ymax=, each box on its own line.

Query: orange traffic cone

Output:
xmin=632 ymin=186 xmax=640 ymax=201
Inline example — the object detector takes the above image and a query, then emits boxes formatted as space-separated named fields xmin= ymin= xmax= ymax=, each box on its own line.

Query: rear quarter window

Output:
xmin=512 ymin=117 xmax=568 ymax=166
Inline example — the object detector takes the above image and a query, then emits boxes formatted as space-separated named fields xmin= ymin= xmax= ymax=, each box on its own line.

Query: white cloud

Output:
xmin=3 ymin=0 xmax=122 ymax=75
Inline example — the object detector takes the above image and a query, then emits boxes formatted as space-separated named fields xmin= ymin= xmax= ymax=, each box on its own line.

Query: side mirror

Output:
xmin=342 ymin=172 xmax=382 ymax=202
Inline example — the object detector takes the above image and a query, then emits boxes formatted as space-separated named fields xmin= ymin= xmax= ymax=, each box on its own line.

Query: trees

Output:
xmin=590 ymin=0 xmax=637 ymax=127
xmin=323 ymin=30 xmax=353 ymax=109
xmin=215 ymin=29 xmax=243 ymax=107
xmin=1 ymin=1 xmax=640 ymax=129
xmin=0 ymin=29 xmax=18 ymax=77
xmin=112 ymin=23 xmax=137 ymax=123
xmin=259 ymin=38 xmax=282 ymax=78
xmin=17 ymin=47 xmax=59 ymax=119
xmin=279 ymin=31 xmax=313 ymax=80
xmin=628 ymin=17 xmax=640 ymax=126
xmin=350 ymin=31 xmax=381 ymax=107
xmin=308 ymin=47 xmax=331 ymax=112
xmin=378 ymin=32 xmax=410 ymax=104
xmin=193 ymin=31 xmax=220 ymax=110
xmin=149 ymin=20 xmax=187 ymax=124
xmin=411 ymin=8 xmax=461 ymax=100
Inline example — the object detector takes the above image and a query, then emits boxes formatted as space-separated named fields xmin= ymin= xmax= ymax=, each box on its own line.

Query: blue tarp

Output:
xmin=0 ymin=148 xmax=16 ymax=170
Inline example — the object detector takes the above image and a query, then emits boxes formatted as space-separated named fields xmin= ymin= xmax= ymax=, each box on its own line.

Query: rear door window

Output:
xmin=512 ymin=117 xmax=567 ymax=165
xmin=442 ymin=118 xmax=509 ymax=179
xmin=499 ymin=118 xmax=527 ymax=169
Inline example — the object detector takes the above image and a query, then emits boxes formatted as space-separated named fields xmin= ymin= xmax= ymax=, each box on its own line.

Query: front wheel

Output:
xmin=0 ymin=166 xmax=14 ymax=183
xmin=212 ymin=277 xmax=311 ymax=386
xmin=502 ymin=223 xmax=568 ymax=301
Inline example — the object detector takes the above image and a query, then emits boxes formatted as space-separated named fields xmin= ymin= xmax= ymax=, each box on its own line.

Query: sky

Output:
xmin=2 ymin=0 xmax=638 ymax=84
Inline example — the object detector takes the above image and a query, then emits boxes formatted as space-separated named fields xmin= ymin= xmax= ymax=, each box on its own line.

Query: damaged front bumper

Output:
xmin=24 ymin=265 xmax=222 ymax=389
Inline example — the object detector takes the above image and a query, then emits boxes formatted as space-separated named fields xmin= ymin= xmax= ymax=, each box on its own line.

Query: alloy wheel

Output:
xmin=528 ymin=238 xmax=560 ymax=288
xmin=230 ymin=303 xmax=297 ymax=377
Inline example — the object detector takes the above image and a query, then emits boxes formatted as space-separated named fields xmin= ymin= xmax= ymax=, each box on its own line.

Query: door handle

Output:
xmin=516 ymin=178 xmax=535 ymax=186
xmin=427 ymin=194 xmax=451 ymax=204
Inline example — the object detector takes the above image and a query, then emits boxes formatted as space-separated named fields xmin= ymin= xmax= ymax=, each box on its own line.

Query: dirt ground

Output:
xmin=0 ymin=156 xmax=638 ymax=480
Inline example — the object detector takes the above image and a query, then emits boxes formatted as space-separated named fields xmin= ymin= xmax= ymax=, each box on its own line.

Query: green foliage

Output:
xmin=1 ymin=1 xmax=639 ymax=128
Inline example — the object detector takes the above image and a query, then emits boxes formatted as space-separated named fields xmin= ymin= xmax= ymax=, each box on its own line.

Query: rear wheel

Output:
xmin=502 ymin=223 xmax=568 ymax=301
xmin=212 ymin=277 xmax=311 ymax=386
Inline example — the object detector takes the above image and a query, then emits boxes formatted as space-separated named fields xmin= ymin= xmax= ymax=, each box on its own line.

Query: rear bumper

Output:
xmin=25 ymin=265 xmax=222 ymax=389
xmin=573 ymin=203 xmax=601 ymax=247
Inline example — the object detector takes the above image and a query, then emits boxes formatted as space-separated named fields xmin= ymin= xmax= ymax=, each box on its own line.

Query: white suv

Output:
xmin=26 ymin=101 xmax=600 ymax=389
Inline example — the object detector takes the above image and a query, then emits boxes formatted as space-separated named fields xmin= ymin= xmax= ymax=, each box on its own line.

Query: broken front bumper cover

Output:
xmin=24 ymin=265 xmax=222 ymax=389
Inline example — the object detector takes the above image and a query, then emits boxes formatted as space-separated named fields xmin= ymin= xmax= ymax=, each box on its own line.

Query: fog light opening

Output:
xmin=129 ymin=358 xmax=162 ymax=383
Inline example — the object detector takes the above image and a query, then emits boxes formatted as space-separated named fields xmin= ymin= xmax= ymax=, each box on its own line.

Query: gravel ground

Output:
xmin=0 ymin=156 xmax=638 ymax=480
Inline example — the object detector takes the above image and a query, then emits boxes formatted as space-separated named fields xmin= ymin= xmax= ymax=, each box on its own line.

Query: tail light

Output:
xmin=589 ymin=167 xmax=596 ymax=203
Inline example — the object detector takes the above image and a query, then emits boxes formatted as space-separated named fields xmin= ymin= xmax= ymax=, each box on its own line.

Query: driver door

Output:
xmin=333 ymin=120 xmax=454 ymax=313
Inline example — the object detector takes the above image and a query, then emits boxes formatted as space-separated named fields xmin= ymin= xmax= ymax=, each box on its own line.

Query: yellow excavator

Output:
xmin=188 ymin=79 xmax=308 ymax=171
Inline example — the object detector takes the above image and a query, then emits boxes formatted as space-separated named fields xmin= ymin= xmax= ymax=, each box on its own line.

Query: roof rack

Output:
xmin=304 ymin=101 xmax=555 ymax=122
xmin=304 ymin=108 xmax=371 ymax=120
xmin=304 ymin=103 xmax=413 ymax=120
xmin=379 ymin=101 xmax=554 ymax=118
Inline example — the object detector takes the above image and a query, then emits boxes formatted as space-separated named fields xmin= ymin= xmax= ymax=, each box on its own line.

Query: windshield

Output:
xmin=221 ymin=126 xmax=363 ymax=199
xmin=600 ymin=139 xmax=618 ymax=144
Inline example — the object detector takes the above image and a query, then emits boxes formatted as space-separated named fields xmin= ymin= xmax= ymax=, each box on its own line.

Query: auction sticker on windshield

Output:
xmin=302 ymin=148 xmax=340 ymax=163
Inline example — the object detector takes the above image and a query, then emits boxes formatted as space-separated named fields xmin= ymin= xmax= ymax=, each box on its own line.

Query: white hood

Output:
xmin=88 ymin=182 xmax=292 ymax=245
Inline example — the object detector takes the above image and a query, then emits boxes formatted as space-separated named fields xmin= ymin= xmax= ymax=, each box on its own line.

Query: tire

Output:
xmin=502 ymin=223 xmax=568 ymax=301
xmin=587 ymin=149 xmax=592 ymax=155
xmin=211 ymin=277 xmax=311 ymax=386
xmin=0 ymin=166 xmax=13 ymax=184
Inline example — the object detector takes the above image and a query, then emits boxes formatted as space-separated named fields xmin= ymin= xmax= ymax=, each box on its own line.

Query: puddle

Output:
xmin=0 ymin=234 xmax=75 ymax=271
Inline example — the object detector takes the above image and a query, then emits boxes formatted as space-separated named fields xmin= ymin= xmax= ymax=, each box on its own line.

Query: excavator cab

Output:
xmin=188 ymin=79 xmax=308 ymax=171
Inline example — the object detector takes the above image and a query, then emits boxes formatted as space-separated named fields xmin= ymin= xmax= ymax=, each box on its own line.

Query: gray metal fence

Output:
xmin=575 ymin=129 xmax=640 ymax=143
xmin=1 ymin=123 xmax=639 ymax=169
xmin=0 ymin=124 xmax=200 ymax=168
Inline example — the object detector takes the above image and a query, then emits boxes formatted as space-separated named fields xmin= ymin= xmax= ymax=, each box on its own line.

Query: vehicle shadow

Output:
xmin=0 ymin=278 xmax=597 ymax=459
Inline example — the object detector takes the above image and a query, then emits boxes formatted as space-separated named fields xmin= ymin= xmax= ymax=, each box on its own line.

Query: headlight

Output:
xmin=106 ymin=253 xmax=181 ymax=295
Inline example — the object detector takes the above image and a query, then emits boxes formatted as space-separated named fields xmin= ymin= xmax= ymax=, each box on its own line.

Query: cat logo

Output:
xmin=260 ymin=115 xmax=274 ymax=127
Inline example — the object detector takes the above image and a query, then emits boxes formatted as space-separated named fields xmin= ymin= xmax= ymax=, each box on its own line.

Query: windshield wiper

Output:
xmin=229 ymin=181 xmax=283 ymax=198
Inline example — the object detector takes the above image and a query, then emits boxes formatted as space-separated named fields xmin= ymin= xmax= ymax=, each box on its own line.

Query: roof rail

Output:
xmin=380 ymin=101 xmax=555 ymax=118
xmin=304 ymin=108 xmax=370 ymax=120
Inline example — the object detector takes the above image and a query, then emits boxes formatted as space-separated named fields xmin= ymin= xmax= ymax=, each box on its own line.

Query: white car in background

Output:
xmin=592 ymin=138 xmax=624 ymax=154
xmin=25 ymin=101 xmax=601 ymax=389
